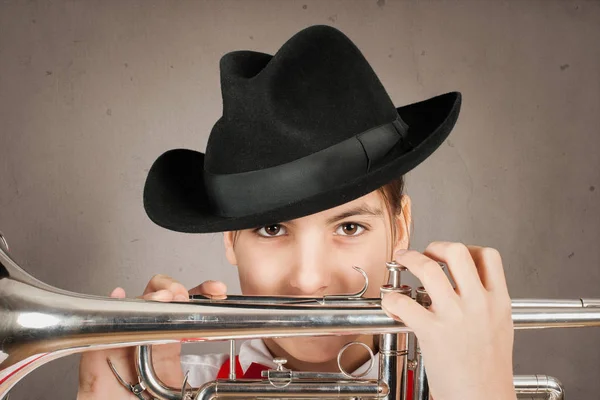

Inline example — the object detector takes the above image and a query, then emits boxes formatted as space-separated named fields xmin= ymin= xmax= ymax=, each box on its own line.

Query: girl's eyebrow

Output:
xmin=274 ymin=205 xmax=383 ymax=226
xmin=325 ymin=205 xmax=383 ymax=225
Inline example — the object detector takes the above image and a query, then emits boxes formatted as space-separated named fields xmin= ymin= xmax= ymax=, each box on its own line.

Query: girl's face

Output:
xmin=223 ymin=190 xmax=411 ymax=370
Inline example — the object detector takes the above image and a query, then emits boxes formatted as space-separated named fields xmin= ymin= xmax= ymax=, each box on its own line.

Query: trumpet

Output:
xmin=1 ymin=232 xmax=600 ymax=400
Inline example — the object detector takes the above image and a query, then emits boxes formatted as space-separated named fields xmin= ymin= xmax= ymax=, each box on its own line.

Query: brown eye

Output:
xmin=256 ymin=224 xmax=286 ymax=237
xmin=342 ymin=223 xmax=358 ymax=235
xmin=335 ymin=223 xmax=366 ymax=236
xmin=265 ymin=225 xmax=280 ymax=235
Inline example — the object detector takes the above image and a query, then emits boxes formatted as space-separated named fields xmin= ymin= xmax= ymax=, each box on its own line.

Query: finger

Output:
xmin=466 ymin=245 xmax=509 ymax=296
xmin=394 ymin=249 xmax=457 ymax=311
xmin=109 ymin=287 xmax=126 ymax=299
xmin=143 ymin=274 xmax=189 ymax=300
xmin=423 ymin=242 xmax=485 ymax=298
xmin=139 ymin=289 xmax=174 ymax=302
xmin=189 ymin=280 xmax=228 ymax=299
xmin=381 ymin=292 xmax=434 ymax=334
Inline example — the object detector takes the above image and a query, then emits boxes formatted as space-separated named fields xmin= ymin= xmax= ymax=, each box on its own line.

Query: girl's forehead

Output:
xmin=287 ymin=191 xmax=384 ymax=225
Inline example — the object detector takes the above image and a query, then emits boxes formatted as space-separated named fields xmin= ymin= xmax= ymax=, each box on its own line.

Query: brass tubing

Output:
xmin=514 ymin=375 xmax=564 ymax=400
xmin=2 ymin=246 xmax=600 ymax=398
xmin=193 ymin=380 xmax=389 ymax=400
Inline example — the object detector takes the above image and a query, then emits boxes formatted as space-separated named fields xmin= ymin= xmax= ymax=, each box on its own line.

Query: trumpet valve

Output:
xmin=380 ymin=261 xmax=412 ymax=298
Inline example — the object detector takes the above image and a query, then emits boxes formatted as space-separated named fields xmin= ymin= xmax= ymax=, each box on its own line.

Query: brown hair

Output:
xmin=376 ymin=176 xmax=411 ymax=260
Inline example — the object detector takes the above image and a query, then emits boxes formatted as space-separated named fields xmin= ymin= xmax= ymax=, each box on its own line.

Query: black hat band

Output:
xmin=203 ymin=117 xmax=410 ymax=218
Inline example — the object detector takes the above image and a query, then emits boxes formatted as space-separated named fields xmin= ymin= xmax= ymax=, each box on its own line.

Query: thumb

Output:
xmin=189 ymin=280 xmax=228 ymax=298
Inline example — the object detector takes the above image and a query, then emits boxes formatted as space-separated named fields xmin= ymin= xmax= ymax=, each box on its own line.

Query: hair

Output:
xmin=376 ymin=176 xmax=410 ymax=260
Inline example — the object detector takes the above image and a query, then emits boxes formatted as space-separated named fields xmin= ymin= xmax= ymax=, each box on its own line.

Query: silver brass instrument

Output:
xmin=1 ymin=232 xmax=600 ymax=400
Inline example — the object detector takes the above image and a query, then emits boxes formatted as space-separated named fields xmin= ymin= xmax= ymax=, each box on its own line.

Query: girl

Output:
xmin=78 ymin=25 xmax=515 ymax=400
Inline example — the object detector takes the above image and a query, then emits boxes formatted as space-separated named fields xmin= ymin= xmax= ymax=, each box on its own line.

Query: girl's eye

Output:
xmin=335 ymin=223 xmax=366 ymax=236
xmin=256 ymin=224 xmax=287 ymax=237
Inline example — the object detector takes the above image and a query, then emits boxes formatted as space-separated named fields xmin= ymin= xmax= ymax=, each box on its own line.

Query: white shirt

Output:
xmin=180 ymin=338 xmax=379 ymax=387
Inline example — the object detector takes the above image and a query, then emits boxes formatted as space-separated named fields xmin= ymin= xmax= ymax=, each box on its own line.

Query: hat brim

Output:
xmin=143 ymin=91 xmax=461 ymax=233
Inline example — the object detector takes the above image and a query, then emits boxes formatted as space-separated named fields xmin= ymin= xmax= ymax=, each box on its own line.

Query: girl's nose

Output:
xmin=288 ymin=242 xmax=331 ymax=296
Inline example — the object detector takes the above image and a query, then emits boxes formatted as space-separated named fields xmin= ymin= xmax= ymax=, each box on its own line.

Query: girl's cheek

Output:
xmin=333 ymin=236 xmax=387 ymax=267
xmin=239 ymin=262 xmax=280 ymax=291
xmin=236 ymin=247 xmax=294 ymax=295
xmin=333 ymin=238 xmax=388 ymax=295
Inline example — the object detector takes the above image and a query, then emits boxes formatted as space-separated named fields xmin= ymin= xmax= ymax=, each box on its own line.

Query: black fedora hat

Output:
xmin=143 ymin=25 xmax=461 ymax=233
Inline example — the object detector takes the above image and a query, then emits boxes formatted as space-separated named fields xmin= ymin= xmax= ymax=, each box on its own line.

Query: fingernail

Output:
xmin=174 ymin=294 xmax=188 ymax=301
xmin=395 ymin=249 xmax=408 ymax=257
xmin=150 ymin=290 xmax=169 ymax=300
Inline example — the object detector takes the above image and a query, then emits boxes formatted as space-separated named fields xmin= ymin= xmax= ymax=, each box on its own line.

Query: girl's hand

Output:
xmin=381 ymin=242 xmax=516 ymax=400
xmin=77 ymin=276 xmax=227 ymax=399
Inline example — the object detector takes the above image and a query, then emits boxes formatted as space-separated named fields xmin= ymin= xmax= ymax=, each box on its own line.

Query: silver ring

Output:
xmin=336 ymin=341 xmax=375 ymax=379
xmin=267 ymin=369 xmax=292 ymax=388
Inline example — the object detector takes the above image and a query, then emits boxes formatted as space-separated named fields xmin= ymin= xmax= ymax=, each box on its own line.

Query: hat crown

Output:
xmin=205 ymin=25 xmax=398 ymax=174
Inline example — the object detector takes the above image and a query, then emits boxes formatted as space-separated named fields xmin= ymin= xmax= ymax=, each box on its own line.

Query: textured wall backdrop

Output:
xmin=0 ymin=0 xmax=599 ymax=398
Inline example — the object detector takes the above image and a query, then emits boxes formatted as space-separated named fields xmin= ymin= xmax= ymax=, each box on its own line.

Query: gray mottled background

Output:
xmin=1 ymin=0 xmax=599 ymax=398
